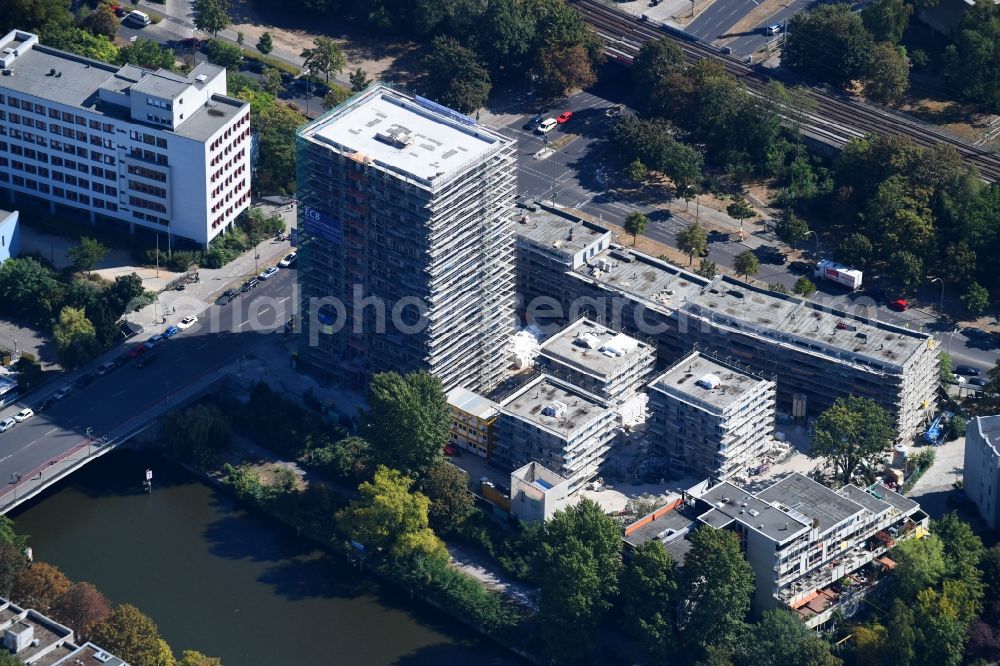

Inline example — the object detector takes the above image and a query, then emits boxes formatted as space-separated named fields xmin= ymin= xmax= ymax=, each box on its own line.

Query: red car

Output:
xmin=889 ymin=298 xmax=909 ymax=312
xmin=556 ymin=111 xmax=573 ymax=124
xmin=126 ymin=343 xmax=147 ymax=359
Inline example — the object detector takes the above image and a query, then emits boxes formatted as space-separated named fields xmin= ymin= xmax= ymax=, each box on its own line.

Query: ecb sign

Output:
xmin=302 ymin=206 xmax=343 ymax=244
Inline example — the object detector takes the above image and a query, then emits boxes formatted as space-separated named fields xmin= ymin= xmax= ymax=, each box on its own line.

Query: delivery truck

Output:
xmin=814 ymin=259 xmax=863 ymax=290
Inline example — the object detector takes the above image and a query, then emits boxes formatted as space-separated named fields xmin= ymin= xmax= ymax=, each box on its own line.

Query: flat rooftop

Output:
xmin=696 ymin=480 xmax=809 ymax=543
xmin=447 ymin=387 xmax=498 ymax=419
xmin=500 ymin=376 xmax=610 ymax=439
xmin=838 ymin=484 xmax=892 ymax=517
xmin=55 ymin=643 xmax=129 ymax=666
xmin=539 ymin=318 xmax=651 ymax=382
xmin=974 ymin=415 xmax=1000 ymax=450
xmin=301 ymin=85 xmax=511 ymax=187
xmin=864 ymin=483 xmax=920 ymax=515
xmin=516 ymin=202 xmax=611 ymax=260
xmin=573 ymin=247 xmax=708 ymax=308
xmin=624 ymin=504 xmax=695 ymax=549
xmin=649 ymin=351 xmax=768 ymax=412
xmin=1 ymin=42 xmax=242 ymax=141
xmin=756 ymin=472 xmax=865 ymax=534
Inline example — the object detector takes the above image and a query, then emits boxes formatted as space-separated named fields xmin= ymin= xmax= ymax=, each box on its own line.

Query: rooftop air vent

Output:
xmin=542 ymin=401 xmax=568 ymax=418
xmin=375 ymin=124 xmax=414 ymax=149
xmin=195 ymin=74 xmax=208 ymax=83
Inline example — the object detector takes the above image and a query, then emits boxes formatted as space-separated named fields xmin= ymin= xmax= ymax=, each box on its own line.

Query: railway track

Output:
xmin=569 ymin=0 xmax=1000 ymax=181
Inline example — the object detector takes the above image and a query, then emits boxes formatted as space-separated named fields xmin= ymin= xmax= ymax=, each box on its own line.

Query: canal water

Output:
xmin=11 ymin=450 xmax=520 ymax=666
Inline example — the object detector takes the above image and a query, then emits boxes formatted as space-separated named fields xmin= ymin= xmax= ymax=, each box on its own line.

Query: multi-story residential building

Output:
xmin=965 ymin=415 xmax=1000 ymax=530
xmin=0 ymin=209 xmax=19 ymax=263
xmin=446 ymin=386 xmax=499 ymax=457
xmin=296 ymin=84 xmax=517 ymax=393
xmin=689 ymin=472 xmax=929 ymax=628
xmin=648 ymin=351 xmax=776 ymax=481
xmin=514 ymin=202 xmax=938 ymax=440
xmin=492 ymin=374 xmax=616 ymax=490
xmin=509 ymin=461 xmax=572 ymax=522
xmin=0 ymin=597 xmax=130 ymax=665
xmin=0 ymin=30 xmax=251 ymax=247
xmin=536 ymin=317 xmax=655 ymax=408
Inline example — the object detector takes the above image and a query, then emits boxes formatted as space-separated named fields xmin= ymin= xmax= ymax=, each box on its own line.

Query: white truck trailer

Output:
xmin=814 ymin=260 xmax=863 ymax=290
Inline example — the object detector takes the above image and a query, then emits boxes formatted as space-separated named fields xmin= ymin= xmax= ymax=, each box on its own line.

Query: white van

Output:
xmin=127 ymin=10 xmax=151 ymax=26
xmin=535 ymin=118 xmax=558 ymax=135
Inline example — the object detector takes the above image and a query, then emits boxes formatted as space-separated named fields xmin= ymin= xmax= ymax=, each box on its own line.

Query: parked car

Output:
xmin=13 ymin=408 xmax=33 ymax=423
xmin=535 ymin=118 xmax=558 ymax=134
xmin=556 ymin=111 xmax=573 ymax=124
xmin=788 ymin=260 xmax=812 ymax=274
xmin=605 ymin=104 xmax=623 ymax=117
xmin=127 ymin=343 xmax=147 ymax=359
xmin=522 ymin=115 xmax=544 ymax=131
xmin=53 ymin=385 xmax=72 ymax=400
xmin=279 ymin=252 xmax=297 ymax=268
xmin=240 ymin=278 xmax=259 ymax=293
xmin=163 ymin=325 xmax=180 ymax=339
xmin=756 ymin=246 xmax=787 ymax=265
xmin=766 ymin=24 xmax=782 ymax=35
xmin=36 ymin=398 xmax=54 ymax=414
xmin=888 ymin=298 xmax=909 ymax=312
xmin=95 ymin=361 xmax=116 ymax=375
xmin=0 ymin=417 xmax=14 ymax=433
xmin=144 ymin=334 xmax=164 ymax=349
xmin=74 ymin=372 xmax=94 ymax=388
xmin=135 ymin=353 xmax=157 ymax=369
xmin=217 ymin=288 xmax=238 ymax=305
xmin=955 ymin=365 xmax=982 ymax=376
xmin=259 ymin=266 xmax=280 ymax=280
xmin=967 ymin=377 xmax=988 ymax=387
xmin=177 ymin=316 xmax=198 ymax=330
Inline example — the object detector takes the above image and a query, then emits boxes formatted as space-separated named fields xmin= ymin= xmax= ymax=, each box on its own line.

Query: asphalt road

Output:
xmin=0 ymin=269 xmax=296 ymax=490
xmin=684 ymin=0 xmax=809 ymax=56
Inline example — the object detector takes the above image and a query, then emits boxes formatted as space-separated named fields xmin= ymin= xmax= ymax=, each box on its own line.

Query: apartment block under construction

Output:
xmin=515 ymin=202 xmax=939 ymax=439
xmin=296 ymin=85 xmax=517 ymax=392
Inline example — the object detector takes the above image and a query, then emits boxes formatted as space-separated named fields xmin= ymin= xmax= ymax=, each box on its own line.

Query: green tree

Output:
xmin=193 ymin=0 xmax=230 ymax=37
xmin=68 ymin=237 xmax=108 ymax=274
xmin=301 ymin=36 xmax=346 ymax=83
xmin=943 ymin=0 xmax=1000 ymax=109
xmin=986 ymin=359 xmax=1000 ymax=401
xmin=533 ymin=42 xmax=599 ymax=100
xmin=934 ymin=512 xmax=985 ymax=582
xmin=737 ymin=610 xmax=841 ymax=666
xmin=117 ymin=38 xmax=176 ymax=70
xmin=774 ymin=211 xmax=810 ymax=248
xmin=609 ymin=115 xmax=703 ymax=188
xmin=256 ymin=31 xmax=273 ymax=58
xmin=533 ymin=499 xmax=623 ymax=664
xmin=939 ymin=351 xmax=956 ymax=383
xmin=53 ymin=306 xmax=101 ymax=369
xmin=893 ymin=533 xmax=947 ymax=600
xmin=726 ymin=195 xmax=756 ymax=224
xmin=625 ymin=158 xmax=648 ymax=184
xmin=160 ymin=403 xmax=231 ymax=468
xmin=0 ymin=542 xmax=27 ymax=600
xmin=784 ymin=4 xmax=875 ymax=87
xmin=0 ymin=651 xmax=22 ymax=666
xmin=51 ymin=582 xmax=112 ymax=641
xmin=915 ymin=587 xmax=967 ymax=666
xmin=632 ymin=38 xmax=687 ymax=116
xmin=861 ymin=0 xmax=912 ymax=43
xmin=336 ymin=466 xmax=447 ymax=561
xmin=321 ymin=85 xmax=352 ymax=110
xmin=811 ymin=395 xmax=893 ymax=485
xmin=0 ymin=257 xmax=63 ymax=325
xmin=364 ymin=371 xmax=449 ymax=478
xmin=0 ymin=517 xmax=27 ymax=551
xmin=623 ymin=211 xmax=648 ymax=246
xmin=205 ymin=38 xmax=243 ymax=69
xmin=90 ymin=604 xmax=173 ymax=666
xmin=45 ymin=26 xmax=119 ymax=63
xmin=681 ymin=527 xmax=754 ymax=653
xmin=837 ymin=232 xmax=873 ymax=267
xmin=420 ymin=459 xmax=474 ymax=535
xmin=424 ymin=36 xmax=491 ymax=114
xmin=12 ymin=562 xmax=71 ymax=614
xmin=260 ymin=67 xmax=283 ymax=95
xmin=82 ymin=4 xmax=119 ymax=39
xmin=239 ymin=90 xmax=303 ymax=193
xmin=865 ymin=43 xmax=910 ymax=104
xmin=885 ymin=599 xmax=919 ymax=666
xmin=943 ymin=241 xmax=977 ymax=286
xmin=734 ymin=250 xmax=760 ymax=280
xmin=793 ymin=276 xmax=817 ymax=297
xmin=769 ymin=282 xmax=790 ymax=294
xmin=299 ymin=436 xmax=372 ymax=480
xmin=696 ymin=258 xmax=717 ymax=279
xmin=962 ymin=282 xmax=990 ymax=315
xmin=889 ymin=250 xmax=924 ymax=287
xmin=236 ymin=31 xmax=244 ymax=46
xmin=677 ymin=222 xmax=708 ymax=265
xmin=619 ymin=541 xmax=679 ymax=662
xmin=178 ymin=652 xmax=222 ymax=666
xmin=349 ymin=67 xmax=371 ymax=92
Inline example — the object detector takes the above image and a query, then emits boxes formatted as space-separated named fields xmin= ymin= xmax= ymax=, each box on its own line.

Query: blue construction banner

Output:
xmin=302 ymin=205 xmax=342 ymax=244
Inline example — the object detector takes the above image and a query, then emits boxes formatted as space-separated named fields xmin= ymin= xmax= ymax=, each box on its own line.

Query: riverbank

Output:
xmin=155 ymin=438 xmax=536 ymax=664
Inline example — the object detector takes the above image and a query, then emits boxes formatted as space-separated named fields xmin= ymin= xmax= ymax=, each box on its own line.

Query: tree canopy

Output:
xmin=90 ymin=604 xmax=173 ymax=666
xmin=301 ymin=36 xmax=346 ymax=82
xmin=677 ymin=222 xmax=708 ymax=265
xmin=784 ymin=4 xmax=875 ymax=87
xmin=364 ymin=371 xmax=449 ymax=477
xmin=424 ymin=36 xmax=491 ymax=114
xmin=193 ymin=0 xmax=231 ymax=37
xmin=618 ymin=541 xmax=679 ymax=662
xmin=811 ymin=396 xmax=894 ymax=484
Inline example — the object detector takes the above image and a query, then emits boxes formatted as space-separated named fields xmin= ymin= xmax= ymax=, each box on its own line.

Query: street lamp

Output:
xmin=929 ymin=277 xmax=945 ymax=318
xmin=86 ymin=426 xmax=92 ymax=457
xmin=803 ymin=230 xmax=818 ymax=256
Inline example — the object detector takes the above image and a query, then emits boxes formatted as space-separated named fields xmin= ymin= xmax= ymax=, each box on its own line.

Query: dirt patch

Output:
xmin=896 ymin=94 xmax=997 ymax=146
xmin=229 ymin=0 xmax=423 ymax=82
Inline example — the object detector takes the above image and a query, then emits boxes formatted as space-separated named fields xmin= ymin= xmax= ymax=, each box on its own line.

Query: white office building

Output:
xmin=0 ymin=29 xmax=251 ymax=246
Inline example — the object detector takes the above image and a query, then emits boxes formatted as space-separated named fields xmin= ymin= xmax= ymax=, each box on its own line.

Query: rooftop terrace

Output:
xmin=650 ymin=351 xmax=768 ymax=412
xmin=500 ymin=375 xmax=610 ymax=439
